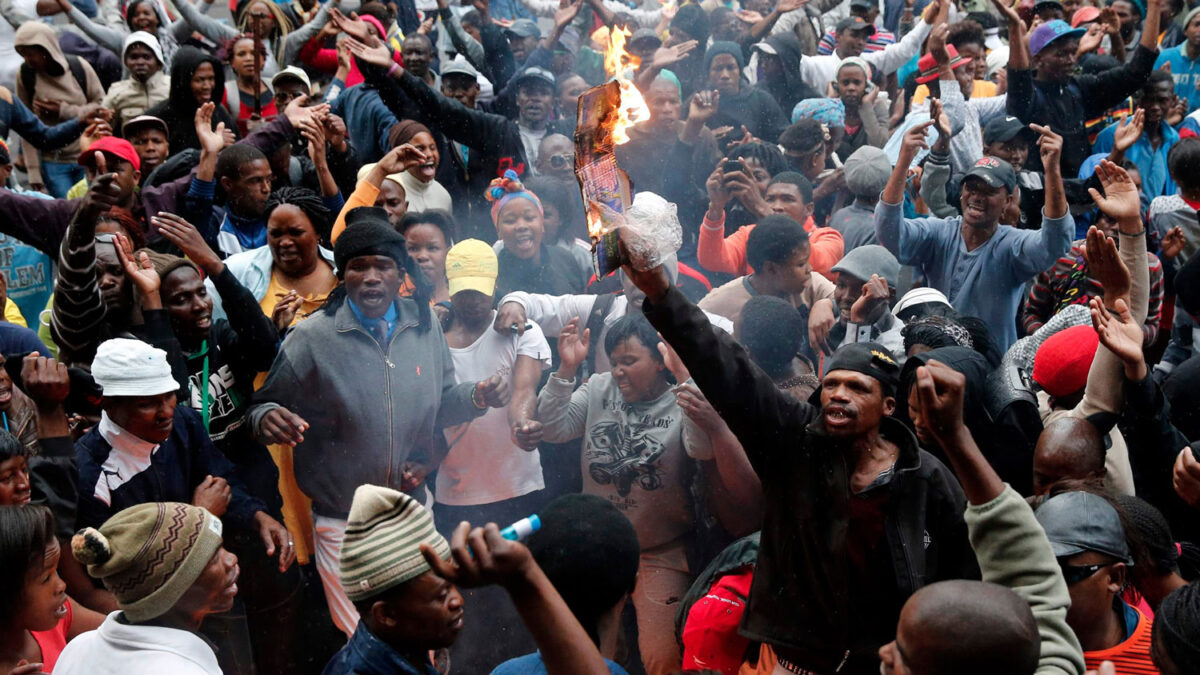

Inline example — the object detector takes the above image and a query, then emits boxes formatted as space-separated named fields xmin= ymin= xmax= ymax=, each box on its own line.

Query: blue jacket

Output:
xmin=75 ymin=405 xmax=267 ymax=532
xmin=0 ymin=96 xmax=83 ymax=152
xmin=322 ymin=623 xmax=437 ymax=675
xmin=330 ymin=85 xmax=400 ymax=165
xmin=1155 ymin=44 xmax=1200 ymax=114
xmin=1092 ymin=120 xmax=1179 ymax=199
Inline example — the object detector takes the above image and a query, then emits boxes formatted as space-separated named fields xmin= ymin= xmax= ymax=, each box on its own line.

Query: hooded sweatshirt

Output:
xmin=756 ymin=33 xmax=820 ymax=117
xmin=703 ymin=42 xmax=787 ymax=143
xmin=144 ymin=46 xmax=238 ymax=154
xmin=13 ymin=23 xmax=105 ymax=185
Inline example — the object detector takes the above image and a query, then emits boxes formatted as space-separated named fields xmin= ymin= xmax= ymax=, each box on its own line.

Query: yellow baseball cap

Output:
xmin=446 ymin=239 xmax=498 ymax=297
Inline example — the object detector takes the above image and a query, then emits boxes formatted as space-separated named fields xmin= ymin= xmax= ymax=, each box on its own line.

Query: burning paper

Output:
xmin=573 ymin=27 xmax=651 ymax=277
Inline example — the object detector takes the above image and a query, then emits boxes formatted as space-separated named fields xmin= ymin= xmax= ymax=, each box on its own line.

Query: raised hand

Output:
xmin=195 ymin=102 xmax=227 ymax=155
xmin=689 ymin=89 xmax=719 ymax=124
xmin=377 ymin=142 xmax=429 ymax=174
xmin=1077 ymin=23 xmax=1104 ymax=56
xmin=192 ymin=474 xmax=231 ymax=516
xmin=899 ymin=119 xmax=936 ymax=165
xmin=153 ymin=212 xmax=222 ymax=274
xmin=656 ymin=337 xmax=690 ymax=383
xmin=554 ymin=0 xmax=582 ymax=26
xmin=271 ymin=290 xmax=304 ymax=331
xmin=1030 ymin=123 xmax=1063 ymax=173
xmin=78 ymin=153 xmax=122 ymax=222
xmin=1099 ymin=7 xmax=1120 ymax=34
xmin=1083 ymin=224 xmax=1131 ymax=307
xmin=299 ymin=116 xmax=328 ymax=166
xmin=705 ymin=159 xmax=733 ymax=212
xmin=346 ymin=36 xmax=396 ymax=69
xmin=324 ymin=114 xmax=349 ymax=153
xmin=990 ymin=0 xmax=1022 ymax=27
xmin=114 ymin=232 xmax=160 ymax=297
xmin=929 ymin=98 xmax=950 ymax=149
xmin=421 ymin=521 xmax=535 ymax=590
xmin=675 ymin=382 xmax=724 ymax=433
xmin=1111 ymin=109 xmax=1144 ymax=154
xmin=927 ymin=22 xmax=950 ymax=63
xmin=1088 ymin=159 xmax=1142 ymax=226
xmin=775 ymin=0 xmax=808 ymax=12
xmin=556 ymin=318 xmax=590 ymax=374
xmin=1161 ymin=226 xmax=1186 ymax=261
xmin=1089 ymin=296 xmax=1145 ymax=378
xmin=21 ymin=353 xmax=69 ymax=408
xmin=80 ymin=120 xmax=113 ymax=152
xmin=849 ymin=274 xmax=890 ymax=324
xmin=914 ymin=359 xmax=967 ymax=447
xmin=650 ymin=39 xmax=699 ymax=70
xmin=330 ymin=7 xmax=373 ymax=43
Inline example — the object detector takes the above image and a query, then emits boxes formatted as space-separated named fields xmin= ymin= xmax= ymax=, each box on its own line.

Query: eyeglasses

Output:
xmin=1059 ymin=562 xmax=1107 ymax=585
xmin=548 ymin=153 xmax=574 ymax=170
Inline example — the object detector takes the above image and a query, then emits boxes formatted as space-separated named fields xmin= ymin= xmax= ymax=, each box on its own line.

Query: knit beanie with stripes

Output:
xmin=339 ymin=484 xmax=451 ymax=602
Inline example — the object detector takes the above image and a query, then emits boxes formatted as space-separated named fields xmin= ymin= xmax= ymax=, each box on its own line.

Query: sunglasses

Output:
xmin=548 ymin=153 xmax=574 ymax=170
xmin=1059 ymin=562 xmax=1107 ymax=585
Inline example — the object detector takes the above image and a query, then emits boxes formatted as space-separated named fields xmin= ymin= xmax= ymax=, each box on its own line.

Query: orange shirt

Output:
xmin=697 ymin=211 xmax=844 ymax=281
xmin=1083 ymin=604 xmax=1159 ymax=675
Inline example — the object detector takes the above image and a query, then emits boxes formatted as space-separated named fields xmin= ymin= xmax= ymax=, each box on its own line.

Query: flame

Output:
xmin=587 ymin=204 xmax=605 ymax=240
xmin=603 ymin=27 xmax=650 ymax=146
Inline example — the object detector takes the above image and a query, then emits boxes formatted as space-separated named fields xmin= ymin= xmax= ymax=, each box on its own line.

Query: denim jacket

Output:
xmin=322 ymin=623 xmax=437 ymax=675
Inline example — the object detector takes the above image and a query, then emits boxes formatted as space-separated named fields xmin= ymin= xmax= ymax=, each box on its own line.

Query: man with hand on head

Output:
xmin=323 ymin=484 xmax=613 ymax=675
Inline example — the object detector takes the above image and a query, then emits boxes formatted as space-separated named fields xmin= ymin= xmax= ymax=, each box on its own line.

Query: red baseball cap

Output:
xmin=1071 ymin=6 xmax=1101 ymax=27
xmin=78 ymin=136 xmax=140 ymax=172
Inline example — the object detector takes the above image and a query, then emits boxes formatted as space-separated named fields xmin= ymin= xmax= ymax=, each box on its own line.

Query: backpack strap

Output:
xmin=65 ymin=55 xmax=88 ymax=95
xmin=583 ymin=293 xmax=617 ymax=378
xmin=19 ymin=63 xmax=35 ymax=103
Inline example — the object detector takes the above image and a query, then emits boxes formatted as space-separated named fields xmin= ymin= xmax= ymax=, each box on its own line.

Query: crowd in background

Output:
xmin=1 ymin=0 xmax=1200 ymax=672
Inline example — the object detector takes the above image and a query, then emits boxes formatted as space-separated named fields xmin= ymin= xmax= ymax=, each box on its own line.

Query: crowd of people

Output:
xmin=1 ymin=0 xmax=1200 ymax=671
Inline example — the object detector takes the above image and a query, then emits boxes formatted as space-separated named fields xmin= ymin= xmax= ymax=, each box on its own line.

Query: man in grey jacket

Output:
xmin=248 ymin=215 xmax=510 ymax=637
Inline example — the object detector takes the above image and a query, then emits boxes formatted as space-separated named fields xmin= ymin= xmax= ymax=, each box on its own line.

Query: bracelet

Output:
xmin=1119 ymin=227 xmax=1146 ymax=237
xmin=387 ymin=61 xmax=401 ymax=77
xmin=472 ymin=383 xmax=487 ymax=409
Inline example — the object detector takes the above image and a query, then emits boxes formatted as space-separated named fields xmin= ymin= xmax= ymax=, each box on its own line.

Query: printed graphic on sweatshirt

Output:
xmin=585 ymin=413 xmax=675 ymax=497
xmin=188 ymin=364 xmax=244 ymax=440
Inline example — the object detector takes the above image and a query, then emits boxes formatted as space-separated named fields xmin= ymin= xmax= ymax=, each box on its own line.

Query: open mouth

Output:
xmin=449 ymin=612 xmax=464 ymax=630
xmin=823 ymin=406 xmax=854 ymax=428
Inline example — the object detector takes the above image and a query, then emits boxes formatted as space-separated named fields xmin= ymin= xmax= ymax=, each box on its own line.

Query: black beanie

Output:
xmin=333 ymin=210 xmax=408 ymax=277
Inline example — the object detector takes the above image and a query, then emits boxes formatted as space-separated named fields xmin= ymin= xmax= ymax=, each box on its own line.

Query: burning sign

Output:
xmin=574 ymin=27 xmax=652 ymax=276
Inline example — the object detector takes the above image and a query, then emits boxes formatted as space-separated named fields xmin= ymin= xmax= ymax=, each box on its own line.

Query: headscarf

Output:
xmin=837 ymin=56 xmax=872 ymax=81
xmin=486 ymin=170 xmax=543 ymax=225
xmin=388 ymin=120 xmax=432 ymax=149
xmin=791 ymin=97 xmax=845 ymax=127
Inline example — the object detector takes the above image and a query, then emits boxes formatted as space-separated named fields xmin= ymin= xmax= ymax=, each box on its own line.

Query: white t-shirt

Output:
xmin=518 ymin=124 xmax=547 ymax=172
xmin=437 ymin=312 xmax=551 ymax=505
xmin=54 ymin=612 xmax=221 ymax=675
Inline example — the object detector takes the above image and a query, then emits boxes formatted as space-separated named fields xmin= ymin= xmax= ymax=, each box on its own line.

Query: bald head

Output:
xmin=893 ymin=580 xmax=1039 ymax=675
xmin=1033 ymin=418 xmax=1106 ymax=495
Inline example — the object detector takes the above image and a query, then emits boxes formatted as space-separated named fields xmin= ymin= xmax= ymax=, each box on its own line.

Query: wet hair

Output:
xmin=727 ymin=142 xmax=787 ymax=177
xmin=779 ymin=119 xmax=827 ymax=155
xmin=0 ymin=505 xmax=56 ymax=625
xmin=526 ymin=494 xmax=639 ymax=645
xmin=768 ymin=171 xmax=814 ymax=204
xmin=0 ymin=430 xmax=25 ymax=464
xmin=947 ymin=20 xmax=986 ymax=51
xmin=358 ymin=2 xmax=394 ymax=27
xmin=603 ymin=314 xmax=664 ymax=363
xmin=96 ymin=207 xmax=147 ymax=250
xmin=1144 ymin=70 xmax=1176 ymax=96
xmin=219 ymin=33 xmax=267 ymax=64
xmin=216 ymin=144 xmax=269 ymax=184
xmin=1154 ymin=582 xmax=1200 ymax=673
xmin=746 ymin=214 xmax=809 ymax=271
xmin=1168 ymin=138 xmax=1200 ymax=193
xmin=265 ymin=187 xmax=333 ymax=241
xmin=396 ymin=209 xmax=457 ymax=245
xmin=740 ymin=295 xmax=807 ymax=378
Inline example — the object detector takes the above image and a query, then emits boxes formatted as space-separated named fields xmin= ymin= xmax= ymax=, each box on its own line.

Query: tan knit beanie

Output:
xmin=339 ymin=485 xmax=451 ymax=602
xmin=71 ymin=502 xmax=224 ymax=622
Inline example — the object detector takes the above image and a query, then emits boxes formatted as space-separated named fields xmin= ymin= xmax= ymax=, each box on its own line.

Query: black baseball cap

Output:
xmin=836 ymin=16 xmax=877 ymax=36
xmin=824 ymin=342 xmax=900 ymax=394
xmin=983 ymin=116 xmax=1037 ymax=146
xmin=963 ymin=156 xmax=1018 ymax=193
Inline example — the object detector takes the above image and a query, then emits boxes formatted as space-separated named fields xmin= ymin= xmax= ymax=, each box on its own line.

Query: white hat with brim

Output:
xmin=92 ymin=338 xmax=181 ymax=397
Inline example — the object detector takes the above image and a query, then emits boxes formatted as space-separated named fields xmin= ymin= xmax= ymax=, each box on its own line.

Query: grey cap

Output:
xmin=514 ymin=66 xmax=556 ymax=89
xmin=441 ymin=58 xmax=480 ymax=80
xmin=1035 ymin=491 xmax=1133 ymax=563
xmin=830 ymin=244 xmax=900 ymax=288
xmin=630 ymin=28 xmax=662 ymax=48
xmin=506 ymin=18 xmax=541 ymax=38
xmin=843 ymin=146 xmax=892 ymax=198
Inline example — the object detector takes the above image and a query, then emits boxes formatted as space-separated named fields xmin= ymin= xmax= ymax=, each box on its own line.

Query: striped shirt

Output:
xmin=1083 ymin=603 xmax=1158 ymax=675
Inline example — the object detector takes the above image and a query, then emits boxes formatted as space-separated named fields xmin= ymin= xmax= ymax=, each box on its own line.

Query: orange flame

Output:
xmin=604 ymin=27 xmax=650 ymax=146
xmin=587 ymin=205 xmax=605 ymax=239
